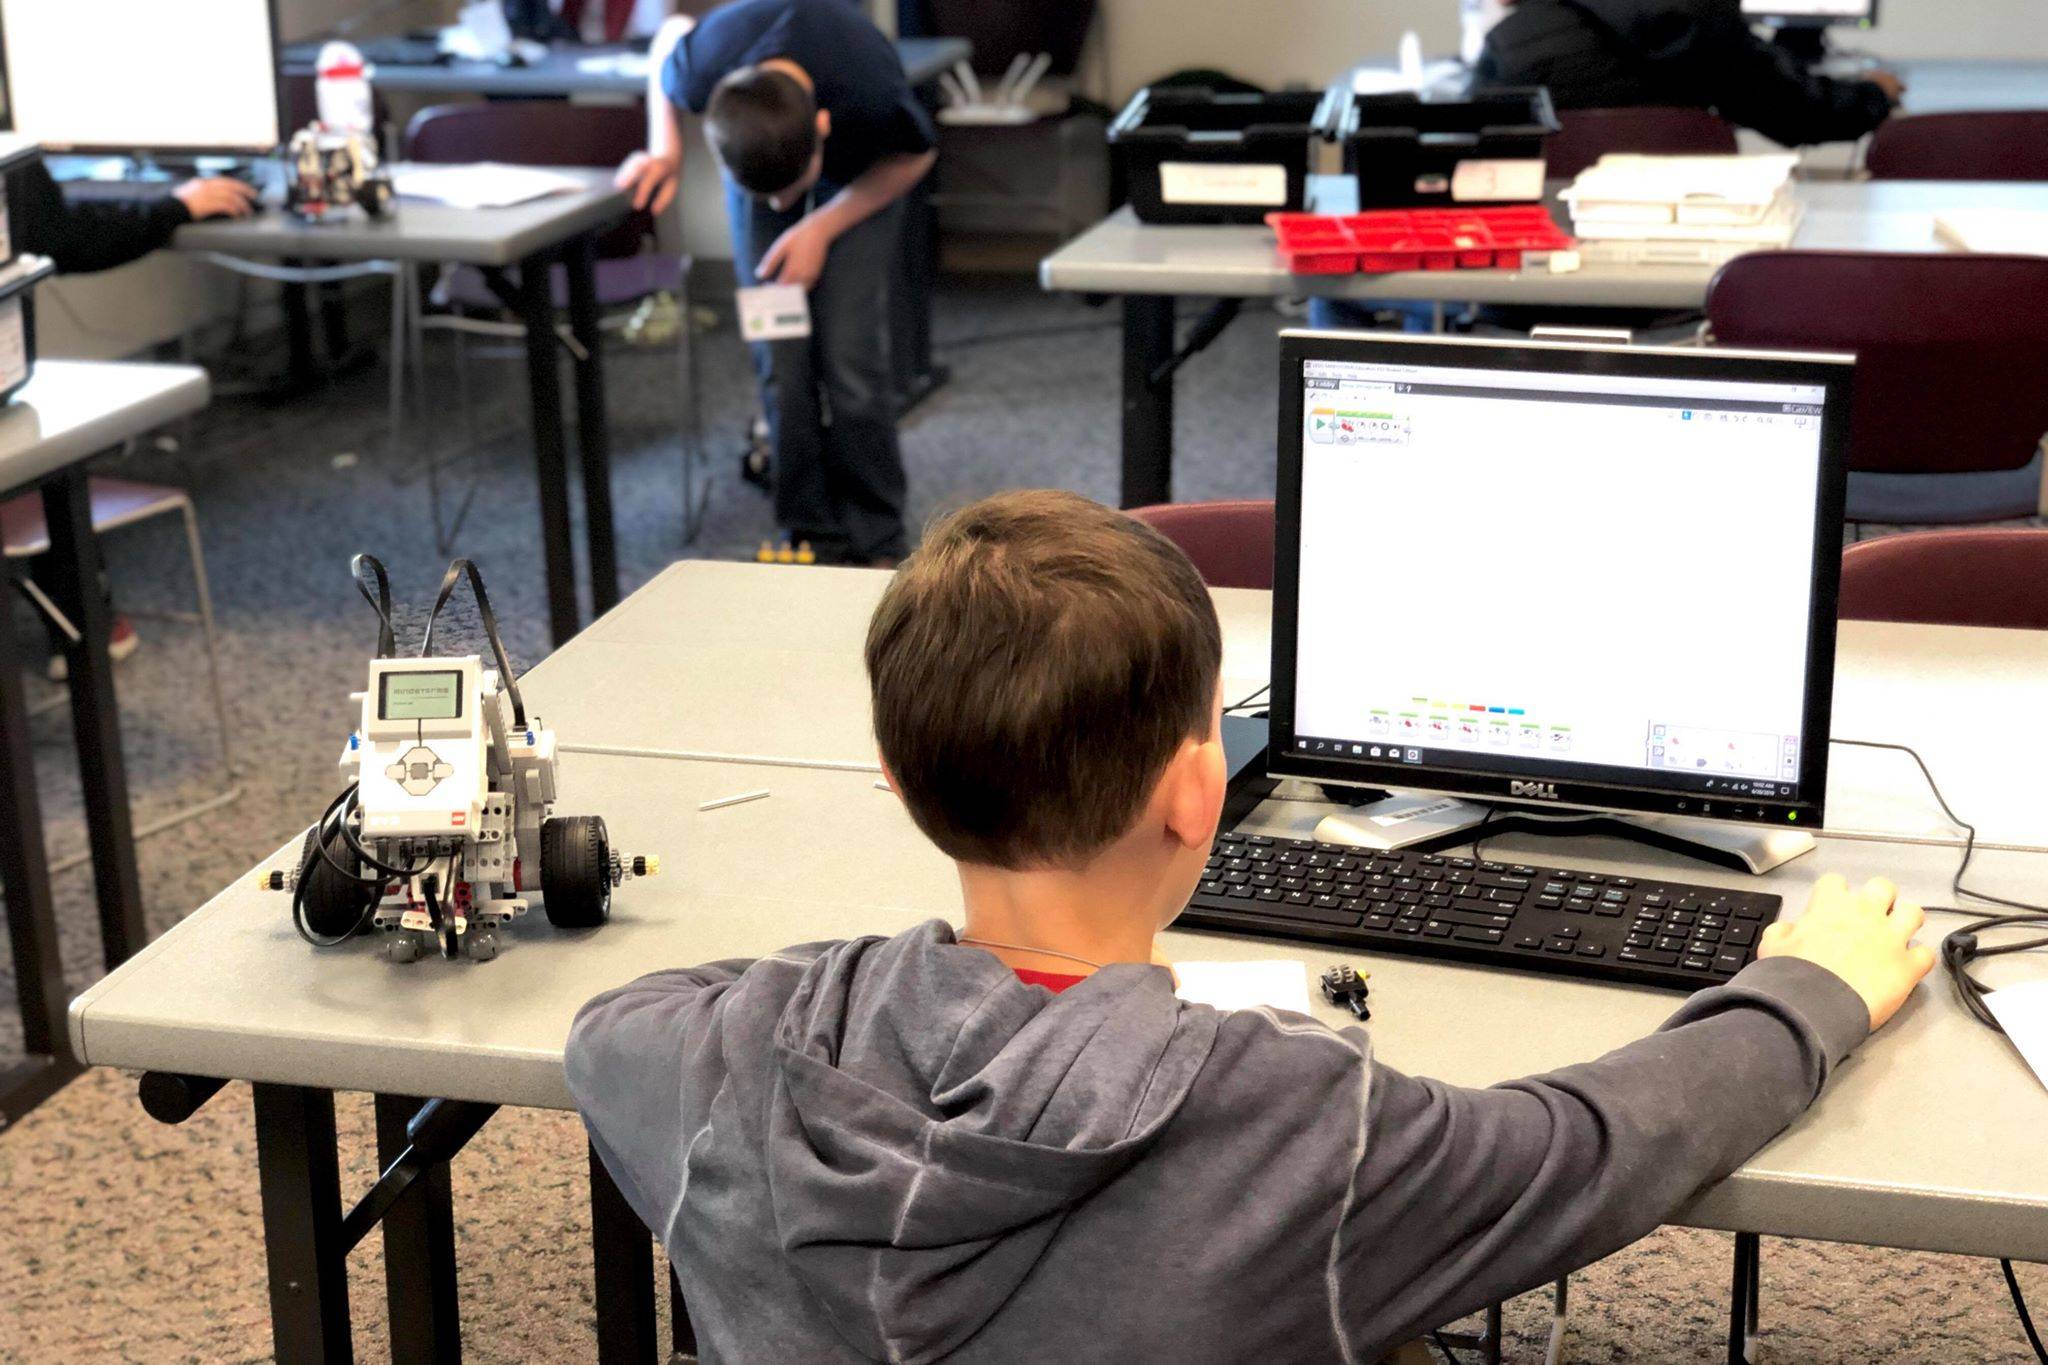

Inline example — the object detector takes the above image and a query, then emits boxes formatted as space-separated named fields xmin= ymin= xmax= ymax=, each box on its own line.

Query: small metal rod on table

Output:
xmin=252 ymin=1083 xmax=355 ymax=1364
xmin=589 ymin=1143 xmax=660 ymax=1364
xmin=506 ymin=248 xmax=584 ymax=647
xmin=42 ymin=466 xmax=146 ymax=968
xmin=563 ymin=231 xmax=620 ymax=619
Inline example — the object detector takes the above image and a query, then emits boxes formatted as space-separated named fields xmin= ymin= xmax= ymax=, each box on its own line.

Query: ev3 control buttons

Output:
xmin=386 ymin=744 xmax=455 ymax=796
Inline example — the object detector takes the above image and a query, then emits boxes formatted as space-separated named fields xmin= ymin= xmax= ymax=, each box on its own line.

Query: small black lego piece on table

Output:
xmin=1321 ymin=963 xmax=1371 ymax=1020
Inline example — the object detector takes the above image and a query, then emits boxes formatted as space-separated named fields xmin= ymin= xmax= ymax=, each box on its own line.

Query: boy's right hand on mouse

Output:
xmin=174 ymin=177 xmax=258 ymax=221
xmin=1758 ymin=874 xmax=1935 ymax=1033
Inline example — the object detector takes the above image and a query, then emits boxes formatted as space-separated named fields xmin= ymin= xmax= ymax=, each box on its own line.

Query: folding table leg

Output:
xmin=375 ymin=1094 xmax=462 ymax=1363
xmin=670 ymin=1262 xmax=698 ymax=1359
xmin=41 ymin=468 xmax=145 ymax=968
xmin=515 ymin=249 xmax=582 ymax=648
xmin=1120 ymin=294 xmax=1177 ymax=509
xmin=1728 ymin=1231 xmax=1760 ymax=1365
xmin=563 ymin=233 xmax=620 ymax=619
xmin=253 ymin=1083 xmax=354 ymax=1364
xmin=589 ymin=1143 xmax=658 ymax=1364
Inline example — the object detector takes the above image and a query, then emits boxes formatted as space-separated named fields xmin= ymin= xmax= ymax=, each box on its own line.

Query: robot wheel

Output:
xmin=540 ymin=815 xmax=612 ymax=929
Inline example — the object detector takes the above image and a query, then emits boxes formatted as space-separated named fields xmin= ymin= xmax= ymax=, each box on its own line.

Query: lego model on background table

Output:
xmin=1040 ymin=176 xmax=2048 ymax=507
xmin=0 ymin=360 xmax=209 ymax=1130
xmin=67 ymin=561 xmax=2048 ymax=1364
xmin=175 ymin=170 xmax=630 ymax=649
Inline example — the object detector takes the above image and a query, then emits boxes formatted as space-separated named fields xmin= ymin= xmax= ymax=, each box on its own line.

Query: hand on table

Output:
xmin=1861 ymin=69 xmax=1907 ymax=103
xmin=616 ymin=150 xmax=680 ymax=216
xmin=174 ymin=178 xmax=259 ymax=221
xmin=758 ymin=215 xmax=835 ymax=290
xmin=1759 ymin=874 xmax=1936 ymax=1031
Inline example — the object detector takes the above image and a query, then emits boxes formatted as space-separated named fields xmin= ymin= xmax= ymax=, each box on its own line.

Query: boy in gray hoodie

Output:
xmin=567 ymin=489 xmax=1935 ymax=1364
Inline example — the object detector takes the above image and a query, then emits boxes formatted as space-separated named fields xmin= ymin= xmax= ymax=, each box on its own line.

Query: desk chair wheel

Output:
xmin=541 ymin=815 xmax=613 ymax=929
xmin=296 ymin=827 xmax=380 ymax=938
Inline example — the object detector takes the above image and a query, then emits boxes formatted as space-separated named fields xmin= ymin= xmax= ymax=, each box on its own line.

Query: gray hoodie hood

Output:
xmin=761 ymin=922 xmax=1220 ymax=1362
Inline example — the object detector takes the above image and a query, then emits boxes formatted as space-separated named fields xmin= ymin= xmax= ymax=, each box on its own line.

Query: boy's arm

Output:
xmin=1332 ymin=875 xmax=1930 ymax=1356
xmin=1688 ymin=8 xmax=1898 ymax=145
xmin=617 ymin=13 xmax=697 ymax=215
xmin=9 ymin=161 xmax=212 ymax=275
xmin=757 ymin=149 xmax=936 ymax=288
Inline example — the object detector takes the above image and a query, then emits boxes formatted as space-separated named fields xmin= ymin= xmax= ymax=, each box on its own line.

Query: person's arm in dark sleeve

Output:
xmin=1694 ymin=13 xmax=1896 ymax=145
xmin=1334 ymin=955 xmax=1871 ymax=1357
xmin=7 ymin=162 xmax=192 ymax=276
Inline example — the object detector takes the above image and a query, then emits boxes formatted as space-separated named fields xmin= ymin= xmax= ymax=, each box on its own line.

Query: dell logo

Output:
xmin=1511 ymin=780 xmax=1561 ymax=800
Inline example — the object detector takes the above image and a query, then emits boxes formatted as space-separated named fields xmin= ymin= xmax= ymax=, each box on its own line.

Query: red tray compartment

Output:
xmin=1268 ymin=205 xmax=1572 ymax=275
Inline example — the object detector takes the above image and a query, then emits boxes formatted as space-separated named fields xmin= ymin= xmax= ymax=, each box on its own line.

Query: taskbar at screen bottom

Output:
xmin=1286 ymin=735 xmax=1806 ymax=810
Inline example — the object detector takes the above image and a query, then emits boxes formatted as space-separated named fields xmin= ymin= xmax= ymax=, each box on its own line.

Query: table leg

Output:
xmin=375 ymin=1094 xmax=462 ymax=1364
xmin=254 ymin=1083 xmax=354 ymax=1364
xmin=286 ymin=274 xmax=318 ymax=393
xmin=563 ymin=234 xmax=619 ymax=620
xmin=1120 ymin=295 xmax=1177 ymax=508
xmin=515 ymin=250 xmax=582 ymax=648
xmin=0 ymin=579 xmax=77 ymax=1129
xmin=1727 ymin=1231 xmax=1759 ymax=1365
xmin=41 ymin=469 xmax=145 ymax=969
xmin=669 ymin=1262 xmax=698 ymax=1359
xmin=588 ymin=1143 xmax=658 ymax=1365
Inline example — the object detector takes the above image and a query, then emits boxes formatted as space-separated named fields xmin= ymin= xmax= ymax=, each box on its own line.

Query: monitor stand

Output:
xmin=1312 ymin=796 xmax=1816 ymax=875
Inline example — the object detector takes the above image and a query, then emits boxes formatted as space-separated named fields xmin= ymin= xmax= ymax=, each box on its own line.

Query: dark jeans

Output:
xmin=726 ymin=181 xmax=908 ymax=562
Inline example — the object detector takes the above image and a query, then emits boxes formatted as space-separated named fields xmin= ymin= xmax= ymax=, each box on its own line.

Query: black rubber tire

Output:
xmin=541 ymin=815 xmax=611 ymax=929
xmin=297 ymin=826 xmax=379 ymax=938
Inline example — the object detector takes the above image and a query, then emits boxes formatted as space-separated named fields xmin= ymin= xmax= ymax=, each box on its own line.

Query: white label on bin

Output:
xmin=1451 ymin=158 xmax=1546 ymax=203
xmin=1159 ymin=161 xmax=1288 ymax=207
xmin=0 ymin=298 xmax=25 ymax=395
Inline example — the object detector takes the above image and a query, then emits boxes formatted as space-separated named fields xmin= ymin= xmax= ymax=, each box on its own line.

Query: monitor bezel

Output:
xmin=0 ymin=0 xmax=287 ymax=157
xmin=1270 ymin=329 xmax=1853 ymax=831
xmin=1742 ymin=0 xmax=1878 ymax=29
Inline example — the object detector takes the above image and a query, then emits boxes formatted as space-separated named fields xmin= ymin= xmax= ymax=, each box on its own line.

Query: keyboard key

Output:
xmin=1668 ymin=910 xmax=1696 ymax=926
xmin=1479 ymin=875 xmax=1532 ymax=891
xmin=1675 ymin=896 xmax=1700 ymax=911
xmin=1243 ymin=902 xmax=1363 ymax=928
xmin=1423 ymin=922 xmax=1454 ymax=938
xmin=1246 ymin=835 xmax=1273 ymax=847
xmin=1626 ymin=933 xmax=1654 ymax=948
xmin=1250 ymin=873 xmax=1278 ymax=888
xmin=1419 ymin=854 xmax=1445 ymax=866
xmin=1447 ymin=857 xmax=1475 ymax=869
xmin=1439 ymin=908 xmax=1513 ymax=930
xmin=1480 ymin=861 xmax=1506 ymax=872
xmin=1619 ymin=947 xmax=1678 ymax=966
xmin=1223 ymin=870 xmax=1249 ymax=884
xmin=1364 ymin=913 xmax=1394 ymax=930
xmin=1225 ymin=857 xmax=1251 ymax=871
xmin=1393 ymin=919 xmax=1423 ymax=935
xmin=1285 ymin=891 xmax=1313 ymax=906
xmin=1332 ymin=856 xmax=1360 ymax=871
xmin=1396 ymin=891 xmax=1423 ymax=906
xmin=1576 ymin=944 xmax=1605 ymax=958
xmin=1227 ymin=885 xmax=1255 ymax=899
xmin=1723 ymin=923 xmax=1758 ymax=947
xmin=1314 ymin=894 xmax=1344 ymax=910
xmin=1454 ymin=926 xmax=1505 ymax=944
xmin=1714 ymin=951 xmax=1746 ymax=974
xmin=1601 ymin=888 xmax=1628 ymax=903
xmin=1554 ymin=926 xmax=1580 ymax=940
xmin=1580 ymin=874 xmax=1605 ymax=886
xmin=1731 ymin=901 xmax=1771 ymax=921
xmin=1545 ymin=938 xmax=1575 ymax=954
xmin=1563 ymin=902 xmax=1592 ymax=915
xmin=1281 ymin=876 xmax=1306 ymax=891
xmin=1486 ymin=888 xmax=1525 ymax=904
xmin=1511 ymin=865 xmax=1539 ymax=877
xmin=1536 ymin=895 xmax=1563 ymax=909
xmin=1200 ymin=879 xmax=1225 ymax=896
xmin=1218 ymin=832 xmax=1246 ymax=845
xmin=1513 ymin=935 xmax=1545 ymax=951
xmin=1594 ymin=905 xmax=1625 ymax=917
xmin=1641 ymin=893 xmax=1669 ymax=908
xmin=1656 ymin=935 xmax=1688 ymax=952
xmin=1611 ymin=878 xmax=1636 ymax=888
xmin=1681 ymin=955 xmax=1712 ymax=972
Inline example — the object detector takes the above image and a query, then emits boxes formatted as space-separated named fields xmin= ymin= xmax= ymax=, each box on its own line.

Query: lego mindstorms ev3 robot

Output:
xmin=263 ymin=556 xmax=656 ymax=962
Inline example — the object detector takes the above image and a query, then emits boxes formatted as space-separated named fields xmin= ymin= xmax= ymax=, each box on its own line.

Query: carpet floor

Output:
xmin=0 ymin=276 xmax=2041 ymax=1362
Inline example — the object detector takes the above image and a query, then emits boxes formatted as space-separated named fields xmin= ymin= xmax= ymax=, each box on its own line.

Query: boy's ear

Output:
xmin=815 ymin=108 xmax=832 ymax=142
xmin=1161 ymin=733 xmax=1228 ymax=853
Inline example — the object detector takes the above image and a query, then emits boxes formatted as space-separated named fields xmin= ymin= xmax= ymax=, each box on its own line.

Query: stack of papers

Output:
xmin=390 ymin=163 xmax=589 ymax=210
xmin=1561 ymin=154 xmax=1802 ymax=263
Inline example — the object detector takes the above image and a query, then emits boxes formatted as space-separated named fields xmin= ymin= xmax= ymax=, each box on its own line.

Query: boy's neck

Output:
xmin=956 ymin=856 xmax=1164 ymax=979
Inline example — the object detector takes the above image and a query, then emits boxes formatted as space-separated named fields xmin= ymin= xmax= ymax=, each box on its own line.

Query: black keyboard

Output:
xmin=1183 ymin=831 xmax=1780 ymax=991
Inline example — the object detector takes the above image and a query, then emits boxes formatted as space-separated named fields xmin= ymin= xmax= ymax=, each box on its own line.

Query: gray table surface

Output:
xmin=68 ymin=562 xmax=2048 ymax=1263
xmin=1040 ymin=179 xmax=2048 ymax=309
xmin=0 ymin=361 xmax=210 ymax=495
xmin=1889 ymin=58 xmax=2048 ymax=114
xmin=173 ymin=168 xmax=630 ymax=267
xmin=283 ymin=36 xmax=970 ymax=98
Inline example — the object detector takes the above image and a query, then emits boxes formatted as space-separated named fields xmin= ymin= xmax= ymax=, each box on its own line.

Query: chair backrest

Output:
xmin=1543 ymin=107 xmax=1740 ymax=183
xmin=1866 ymin=111 xmax=2048 ymax=182
xmin=1840 ymin=528 xmax=2048 ymax=629
xmin=1706 ymin=251 xmax=2048 ymax=476
xmin=1129 ymin=500 xmax=1275 ymax=591
xmin=403 ymin=102 xmax=651 ymax=256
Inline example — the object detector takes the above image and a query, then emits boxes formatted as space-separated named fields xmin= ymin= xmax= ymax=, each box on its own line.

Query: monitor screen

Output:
xmin=380 ymin=670 xmax=464 ymax=722
xmin=1 ymin=0 xmax=282 ymax=154
xmin=1270 ymin=333 xmax=1851 ymax=829
xmin=1740 ymin=0 xmax=1875 ymax=24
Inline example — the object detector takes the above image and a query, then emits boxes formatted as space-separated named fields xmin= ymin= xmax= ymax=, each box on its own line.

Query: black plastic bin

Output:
xmin=1322 ymin=86 xmax=1559 ymax=209
xmin=1108 ymin=86 xmax=1323 ymax=224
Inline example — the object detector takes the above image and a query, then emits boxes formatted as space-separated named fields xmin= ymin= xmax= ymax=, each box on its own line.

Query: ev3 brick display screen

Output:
xmin=380 ymin=671 xmax=464 ymax=722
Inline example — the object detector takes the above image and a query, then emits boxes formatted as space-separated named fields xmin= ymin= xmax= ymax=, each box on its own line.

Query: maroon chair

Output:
xmin=1840 ymin=529 xmax=2048 ymax=629
xmin=1866 ymin=111 xmax=2048 ymax=182
xmin=1544 ymin=107 xmax=1740 ymax=183
xmin=1706 ymin=251 xmax=2048 ymax=521
xmin=1130 ymin=500 xmax=1276 ymax=590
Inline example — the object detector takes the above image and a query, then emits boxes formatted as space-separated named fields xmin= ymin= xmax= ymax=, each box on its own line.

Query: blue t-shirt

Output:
xmin=663 ymin=0 xmax=936 ymax=191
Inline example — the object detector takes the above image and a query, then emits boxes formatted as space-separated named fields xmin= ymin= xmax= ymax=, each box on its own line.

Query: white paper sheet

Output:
xmin=1934 ymin=209 xmax=2048 ymax=257
xmin=390 ymin=163 xmax=587 ymax=210
xmin=1174 ymin=959 xmax=1314 ymax=1014
xmin=1985 ymin=978 xmax=2048 ymax=1095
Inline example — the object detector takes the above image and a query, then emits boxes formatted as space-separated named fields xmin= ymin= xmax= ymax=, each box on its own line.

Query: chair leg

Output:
xmin=1543 ymin=1276 xmax=1569 ymax=1365
xmin=180 ymin=502 xmax=236 ymax=782
xmin=388 ymin=262 xmax=410 ymax=465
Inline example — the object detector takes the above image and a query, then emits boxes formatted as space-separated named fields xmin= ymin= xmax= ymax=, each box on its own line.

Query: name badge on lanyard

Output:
xmin=737 ymin=283 xmax=813 ymax=342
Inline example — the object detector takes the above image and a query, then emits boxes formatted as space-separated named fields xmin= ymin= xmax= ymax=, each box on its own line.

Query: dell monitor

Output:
xmin=1270 ymin=332 xmax=1853 ymax=874
xmin=0 ymin=0 xmax=284 ymax=156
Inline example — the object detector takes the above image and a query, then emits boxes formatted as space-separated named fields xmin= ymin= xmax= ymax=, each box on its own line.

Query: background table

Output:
xmin=1 ymin=360 xmax=209 ymax=1129
xmin=1040 ymin=178 xmax=2048 ymax=506
xmin=177 ymin=174 xmax=630 ymax=647
xmin=67 ymin=561 xmax=2048 ymax=1361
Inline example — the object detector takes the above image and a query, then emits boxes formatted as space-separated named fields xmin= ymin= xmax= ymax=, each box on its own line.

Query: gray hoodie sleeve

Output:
xmin=1333 ymin=955 xmax=1870 ymax=1357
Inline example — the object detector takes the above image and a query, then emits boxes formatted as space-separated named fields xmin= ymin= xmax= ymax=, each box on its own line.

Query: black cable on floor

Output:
xmin=2006 ymin=1259 xmax=2048 ymax=1364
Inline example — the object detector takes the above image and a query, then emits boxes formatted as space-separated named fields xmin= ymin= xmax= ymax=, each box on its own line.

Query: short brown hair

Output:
xmin=866 ymin=490 xmax=1222 ymax=870
xmin=705 ymin=67 xmax=817 ymax=196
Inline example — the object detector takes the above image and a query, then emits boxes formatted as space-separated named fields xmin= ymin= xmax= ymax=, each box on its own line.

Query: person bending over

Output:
xmin=568 ymin=489 xmax=1933 ymax=1363
xmin=618 ymin=0 xmax=936 ymax=567
xmin=1477 ymin=0 xmax=1901 ymax=146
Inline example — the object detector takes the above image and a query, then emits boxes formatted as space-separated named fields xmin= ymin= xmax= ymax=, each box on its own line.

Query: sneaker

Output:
xmin=47 ymin=615 xmax=140 ymax=683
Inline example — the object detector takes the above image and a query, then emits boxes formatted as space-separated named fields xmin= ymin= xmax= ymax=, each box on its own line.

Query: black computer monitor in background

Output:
xmin=1743 ymin=0 xmax=1877 ymax=62
xmin=1268 ymin=332 xmax=1854 ymax=874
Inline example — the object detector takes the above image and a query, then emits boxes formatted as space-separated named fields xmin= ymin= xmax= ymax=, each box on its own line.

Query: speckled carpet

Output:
xmin=0 ymin=277 xmax=2041 ymax=1362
